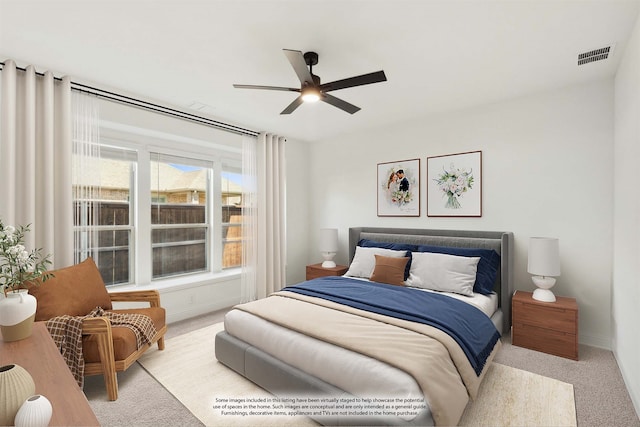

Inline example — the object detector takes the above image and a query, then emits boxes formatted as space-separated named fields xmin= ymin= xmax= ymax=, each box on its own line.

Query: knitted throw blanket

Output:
xmin=46 ymin=307 xmax=157 ymax=387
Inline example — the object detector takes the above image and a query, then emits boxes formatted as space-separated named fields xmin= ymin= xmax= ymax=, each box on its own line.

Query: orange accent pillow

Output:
xmin=28 ymin=257 xmax=112 ymax=321
xmin=370 ymin=255 xmax=409 ymax=286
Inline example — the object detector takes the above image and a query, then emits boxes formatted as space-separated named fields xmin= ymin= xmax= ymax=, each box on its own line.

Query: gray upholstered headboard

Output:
xmin=349 ymin=227 xmax=514 ymax=333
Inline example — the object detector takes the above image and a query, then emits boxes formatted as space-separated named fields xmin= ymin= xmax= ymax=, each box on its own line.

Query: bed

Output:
xmin=215 ymin=227 xmax=514 ymax=426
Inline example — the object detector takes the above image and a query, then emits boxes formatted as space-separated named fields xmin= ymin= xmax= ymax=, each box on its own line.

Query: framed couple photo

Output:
xmin=377 ymin=158 xmax=420 ymax=217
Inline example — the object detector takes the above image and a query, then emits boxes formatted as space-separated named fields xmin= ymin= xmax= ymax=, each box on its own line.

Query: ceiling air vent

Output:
xmin=577 ymin=44 xmax=616 ymax=66
xmin=187 ymin=101 xmax=216 ymax=114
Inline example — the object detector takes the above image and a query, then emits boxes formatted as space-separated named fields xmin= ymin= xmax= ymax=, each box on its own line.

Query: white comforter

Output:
xmin=224 ymin=288 xmax=498 ymax=423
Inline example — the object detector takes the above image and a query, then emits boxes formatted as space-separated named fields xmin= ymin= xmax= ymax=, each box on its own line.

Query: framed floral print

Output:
xmin=427 ymin=151 xmax=482 ymax=217
xmin=377 ymin=158 xmax=420 ymax=217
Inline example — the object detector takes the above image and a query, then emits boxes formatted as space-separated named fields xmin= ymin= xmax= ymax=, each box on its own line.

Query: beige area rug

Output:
xmin=139 ymin=322 xmax=577 ymax=427
xmin=458 ymin=362 xmax=576 ymax=426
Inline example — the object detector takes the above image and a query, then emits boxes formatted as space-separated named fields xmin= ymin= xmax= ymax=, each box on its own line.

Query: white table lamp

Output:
xmin=319 ymin=228 xmax=338 ymax=268
xmin=527 ymin=237 xmax=561 ymax=302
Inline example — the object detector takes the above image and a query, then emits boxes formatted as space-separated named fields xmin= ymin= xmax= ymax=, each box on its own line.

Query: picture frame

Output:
xmin=427 ymin=150 xmax=482 ymax=217
xmin=377 ymin=158 xmax=420 ymax=217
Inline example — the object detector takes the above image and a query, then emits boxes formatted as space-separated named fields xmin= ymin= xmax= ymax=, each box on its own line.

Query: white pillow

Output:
xmin=405 ymin=252 xmax=480 ymax=296
xmin=345 ymin=246 xmax=408 ymax=279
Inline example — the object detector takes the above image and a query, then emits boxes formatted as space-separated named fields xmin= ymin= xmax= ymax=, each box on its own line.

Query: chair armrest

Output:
xmin=81 ymin=316 xmax=118 ymax=400
xmin=82 ymin=316 xmax=112 ymax=335
xmin=108 ymin=290 xmax=161 ymax=308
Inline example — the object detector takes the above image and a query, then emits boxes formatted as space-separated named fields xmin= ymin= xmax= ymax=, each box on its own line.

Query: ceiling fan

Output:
xmin=233 ymin=49 xmax=387 ymax=115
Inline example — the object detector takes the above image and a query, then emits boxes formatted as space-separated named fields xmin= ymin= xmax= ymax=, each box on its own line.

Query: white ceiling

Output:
xmin=1 ymin=0 xmax=639 ymax=142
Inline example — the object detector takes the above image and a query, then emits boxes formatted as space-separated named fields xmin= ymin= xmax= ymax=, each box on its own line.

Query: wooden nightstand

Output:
xmin=306 ymin=263 xmax=348 ymax=280
xmin=512 ymin=290 xmax=579 ymax=360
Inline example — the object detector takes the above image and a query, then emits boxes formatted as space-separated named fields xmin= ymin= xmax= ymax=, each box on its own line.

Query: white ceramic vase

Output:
xmin=14 ymin=395 xmax=53 ymax=427
xmin=0 ymin=289 xmax=37 ymax=342
xmin=0 ymin=364 xmax=36 ymax=426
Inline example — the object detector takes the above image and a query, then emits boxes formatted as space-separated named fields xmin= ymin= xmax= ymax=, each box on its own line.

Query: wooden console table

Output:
xmin=0 ymin=322 xmax=99 ymax=426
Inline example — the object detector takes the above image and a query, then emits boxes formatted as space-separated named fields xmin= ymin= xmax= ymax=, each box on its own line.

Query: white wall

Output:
xmin=305 ymin=79 xmax=614 ymax=349
xmin=284 ymin=138 xmax=312 ymax=285
xmin=613 ymin=10 xmax=640 ymax=414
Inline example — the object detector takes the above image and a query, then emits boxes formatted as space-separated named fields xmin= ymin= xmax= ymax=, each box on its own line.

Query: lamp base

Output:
xmin=531 ymin=275 xmax=557 ymax=302
xmin=532 ymin=288 xmax=556 ymax=302
xmin=321 ymin=260 xmax=337 ymax=268
xmin=321 ymin=251 xmax=336 ymax=269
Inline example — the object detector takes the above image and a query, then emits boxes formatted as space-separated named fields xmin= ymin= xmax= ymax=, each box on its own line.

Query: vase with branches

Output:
xmin=0 ymin=219 xmax=52 ymax=297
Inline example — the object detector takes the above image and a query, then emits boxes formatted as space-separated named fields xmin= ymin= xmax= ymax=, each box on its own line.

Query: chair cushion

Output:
xmin=83 ymin=307 xmax=166 ymax=363
xmin=28 ymin=257 xmax=112 ymax=321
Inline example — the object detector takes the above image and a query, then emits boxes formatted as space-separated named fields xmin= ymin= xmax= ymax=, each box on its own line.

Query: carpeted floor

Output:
xmin=494 ymin=335 xmax=640 ymax=427
xmin=85 ymin=308 xmax=640 ymax=427
xmin=138 ymin=322 xmax=576 ymax=427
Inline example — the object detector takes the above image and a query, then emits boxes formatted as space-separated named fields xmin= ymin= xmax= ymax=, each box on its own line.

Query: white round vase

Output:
xmin=14 ymin=395 xmax=53 ymax=427
xmin=0 ymin=364 xmax=36 ymax=426
xmin=0 ymin=289 xmax=37 ymax=342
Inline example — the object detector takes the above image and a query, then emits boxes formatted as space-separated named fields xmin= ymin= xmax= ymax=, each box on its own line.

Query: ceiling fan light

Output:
xmin=301 ymin=87 xmax=320 ymax=103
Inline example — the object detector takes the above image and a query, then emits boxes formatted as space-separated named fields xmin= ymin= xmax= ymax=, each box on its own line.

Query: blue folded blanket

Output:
xmin=282 ymin=276 xmax=499 ymax=376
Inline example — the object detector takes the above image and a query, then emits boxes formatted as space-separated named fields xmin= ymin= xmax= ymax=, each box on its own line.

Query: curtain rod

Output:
xmin=0 ymin=61 xmax=260 ymax=137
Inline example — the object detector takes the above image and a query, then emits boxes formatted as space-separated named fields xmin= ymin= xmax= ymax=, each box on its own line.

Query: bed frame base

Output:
xmin=215 ymin=331 xmax=435 ymax=426
xmin=214 ymin=227 xmax=514 ymax=426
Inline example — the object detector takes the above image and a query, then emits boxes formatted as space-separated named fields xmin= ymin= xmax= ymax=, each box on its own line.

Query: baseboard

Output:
xmin=166 ymin=295 xmax=239 ymax=324
xmin=614 ymin=349 xmax=640 ymax=418
xmin=580 ymin=332 xmax=611 ymax=350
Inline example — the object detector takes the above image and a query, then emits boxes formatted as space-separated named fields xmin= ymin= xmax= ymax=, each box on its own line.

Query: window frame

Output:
xmin=72 ymin=142 xmax=138 ymax=286
xmin=149 ymin=151 xmax=214 ymax=280
xmin=76 ymin=125 xmax=242 ymax=288
xmin=221 ymin=160 xmax=244 ymax=270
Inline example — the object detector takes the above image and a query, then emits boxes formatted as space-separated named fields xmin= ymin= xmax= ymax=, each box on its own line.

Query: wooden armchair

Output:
xmin=81 ymin=290 xmax=167 ymax=400
xmin=28 ymin=258 xmax=167 ymax=401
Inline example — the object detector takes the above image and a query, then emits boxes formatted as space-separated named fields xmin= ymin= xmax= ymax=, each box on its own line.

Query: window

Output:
xmin=221 ymin=161 xmax=243 ymax=269
xmin=73 ymin=129 xmax=244 ymax=287
xmin=73 ymin=147 xmax=136 ymax=285
xmin=150 ymin=153 xmax=212 ymax=279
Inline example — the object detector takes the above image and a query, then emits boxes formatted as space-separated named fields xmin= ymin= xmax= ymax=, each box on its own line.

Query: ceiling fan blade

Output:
xmin=319 ymin=70 xmax=387 ymax=93
xmin=283 ymin=49 xmax=314 ymax=85
xmin=321 ymin=94 xmax=361 ymax=114
xmin=233 ymin=84 xmax=300 ymax=92
xmin=280 ymin=96 xmax=304 ymax=115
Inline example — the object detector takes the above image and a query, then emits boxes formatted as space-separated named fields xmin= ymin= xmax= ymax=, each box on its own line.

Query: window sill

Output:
xmin=107 ymin=268 xmax=241 ymax=293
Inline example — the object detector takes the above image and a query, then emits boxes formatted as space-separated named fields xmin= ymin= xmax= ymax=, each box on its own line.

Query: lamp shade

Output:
xmin=319 ymin=228 xmax=338 ymax=252
xmin=527 ymin=237 xmax=561 ymax=277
